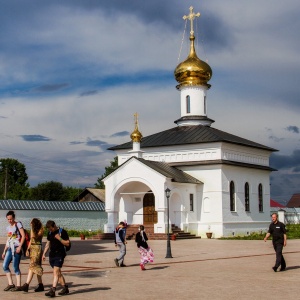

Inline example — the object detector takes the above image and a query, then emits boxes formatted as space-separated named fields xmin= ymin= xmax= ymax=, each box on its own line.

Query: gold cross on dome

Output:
xmin=134 ymin=112 xmax=139 ymax=126
xmin=183 ymin=6 xmax=200 ymax=35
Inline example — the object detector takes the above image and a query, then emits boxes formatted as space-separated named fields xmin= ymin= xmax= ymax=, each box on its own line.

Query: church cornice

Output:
xmin=168 ymin=159 xmax=277 ymax=172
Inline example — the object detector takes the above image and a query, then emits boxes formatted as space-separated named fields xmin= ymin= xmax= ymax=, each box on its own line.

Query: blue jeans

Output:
xmin=3 ymin=248 xmax=22 ymax=275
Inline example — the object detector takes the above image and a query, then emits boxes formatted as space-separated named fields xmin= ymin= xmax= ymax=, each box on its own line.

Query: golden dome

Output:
xmin=174 ymin=6 xmax=212 ymax=89
xmin=174 ymin=35 xmax=212 ymax=89
xmin=130 ymin=113 xmax=143 ymax=143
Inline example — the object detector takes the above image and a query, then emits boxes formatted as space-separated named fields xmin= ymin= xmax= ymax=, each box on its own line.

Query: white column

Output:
xmin=104 ymin=211 xmax=118 ymax=233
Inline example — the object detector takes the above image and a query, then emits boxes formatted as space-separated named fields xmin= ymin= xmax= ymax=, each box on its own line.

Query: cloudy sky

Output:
xmin=0 ymin=0 xmax=299 ymax=204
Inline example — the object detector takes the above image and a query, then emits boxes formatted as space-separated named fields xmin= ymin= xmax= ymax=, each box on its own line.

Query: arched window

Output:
xmin=230 ymin=181 xmax=235 ymax=212
xmin=186 ymin=95 xmax=190 ymax=113
xmin=258 ymin=184 xmax=263 ymax=212
xmin=204 ymin=96 xmax=207 ymax=114
xmin=245 ymin=182 xmax=250 ymax=212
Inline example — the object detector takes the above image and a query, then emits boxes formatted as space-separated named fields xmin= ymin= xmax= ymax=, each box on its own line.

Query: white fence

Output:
xmin=271 ymin=207 xmax=300 ymax=224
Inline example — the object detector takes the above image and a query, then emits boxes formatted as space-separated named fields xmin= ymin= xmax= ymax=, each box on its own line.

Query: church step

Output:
xmin=89 ymin=225 xmax=200 ymax=240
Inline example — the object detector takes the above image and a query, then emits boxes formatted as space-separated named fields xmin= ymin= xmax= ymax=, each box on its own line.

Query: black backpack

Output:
xmin=49 ymin=227 xmax=71 ymax=252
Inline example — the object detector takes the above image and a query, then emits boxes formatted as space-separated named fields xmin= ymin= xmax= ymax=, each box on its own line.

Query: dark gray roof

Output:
xmin=0 ymin=200 xmax=105 ymax=211
xmin=108 ymin=125 xmax=277 ymax=152
xmin=130 ymin=157 xmax=201 ymax=184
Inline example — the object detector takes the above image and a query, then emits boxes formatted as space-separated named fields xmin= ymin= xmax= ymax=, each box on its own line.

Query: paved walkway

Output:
xmin=0 ymin=237 xmax=299 ymax=300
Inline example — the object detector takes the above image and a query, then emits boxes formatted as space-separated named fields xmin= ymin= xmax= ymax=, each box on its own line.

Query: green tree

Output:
xmin=95 ymin=156 xmax=118 ymax=189
xmin=0 ymin=158 xmax=30 ymax=200
xmin=63 ymin=186 xmax=81 ymax=201
xmin=31 ymin=181 xmax=65 ymax=201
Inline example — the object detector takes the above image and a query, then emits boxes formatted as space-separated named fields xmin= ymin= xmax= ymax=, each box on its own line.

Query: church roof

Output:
xmin=270 ymin=199 xmax=285 ymax=208
xmin=108 ymin=125 xmax=277 ymax=152
xmin=136 ymin=158 xmax=202 ymax=184
xmin=286 ymin=193 xmax=300 ymax=208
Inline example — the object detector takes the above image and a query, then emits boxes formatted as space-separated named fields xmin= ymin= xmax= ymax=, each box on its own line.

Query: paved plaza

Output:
xmin=0 ymin=237 xmax=299 ymax=300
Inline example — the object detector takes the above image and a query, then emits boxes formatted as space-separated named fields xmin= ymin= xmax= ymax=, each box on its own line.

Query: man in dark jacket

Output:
xmin=264 ymin=213 xmax=287 ymax=272
xmin=114 ymin=222 xmax=126 ymax=267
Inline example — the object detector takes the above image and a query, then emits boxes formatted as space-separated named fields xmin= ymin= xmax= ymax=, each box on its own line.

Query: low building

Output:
xmin=73 ymin=188 xmax=105 ymax=203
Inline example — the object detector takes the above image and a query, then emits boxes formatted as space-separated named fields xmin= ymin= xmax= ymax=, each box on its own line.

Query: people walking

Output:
xmin=21 ymin=218 xmax=44 ymax=292
xmin=2 ymin=210 xmax=26 ymax=292
xmin=42 ymin=220 xmax=70 ymax=297
xmin=135 ymin=225 xmax=154 ymax=270
xmin=264 ymin=213 xmax=287 ymax=272
xmin=114 ymin=221 xmax=127 ymax=267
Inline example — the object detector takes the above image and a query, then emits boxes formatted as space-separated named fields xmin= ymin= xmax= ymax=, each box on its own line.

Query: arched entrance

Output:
xmin=143 ymin=191 xmax=157 ymax=224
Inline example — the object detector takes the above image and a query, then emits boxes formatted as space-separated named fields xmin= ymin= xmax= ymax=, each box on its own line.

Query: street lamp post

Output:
xmin=165 ymin=187 xmax=173 ymax=258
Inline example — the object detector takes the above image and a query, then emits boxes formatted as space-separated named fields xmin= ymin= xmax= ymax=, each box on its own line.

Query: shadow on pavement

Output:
xmin=147 ymin=266 xmax=169 ymax=270
xmin=69 ymin=287 xmax=111 ymax=295
xmin=284 ymin=265 xmax=300 ymax=271
xmin=61 ymin=240 xmax=114 ymax=256
xmin=67 ymin=271 xmax=108 ymax=278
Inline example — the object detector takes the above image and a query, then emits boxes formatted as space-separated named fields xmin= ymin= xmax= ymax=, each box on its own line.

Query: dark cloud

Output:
xmin=110 ymin=131 xmax=130 ymax=138
xmin=86 ymin=138 xmax=107 ymax=147
xmin=33 ymin=83 xmax=69 ymax=93
xmin=20 ymin=134 xmax=51 ymax=142
xmin=80 ymin=90 xmax=98 ymax=97
xmin=0 ymin=116 xmax=7 ymax=119
xmin=271 ymin=172 xmax=300 ymax=204
xmin=286 ymin=125 xmax=299 ymax=134
xmin=268 ymin=136 xmax=284 ymax=143
xmin=69 ymin=141 xmax=85 ymax=145
xmin=270 ymin=150 xmax=300 ymax=171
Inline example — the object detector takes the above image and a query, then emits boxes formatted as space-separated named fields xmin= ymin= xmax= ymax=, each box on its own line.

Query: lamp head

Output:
xmin=165 ymin=188 xmax=171 ymax=198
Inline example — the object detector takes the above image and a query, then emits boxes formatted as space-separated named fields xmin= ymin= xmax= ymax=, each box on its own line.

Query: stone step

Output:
xmin=89 ymin=225 xmax=200 ymax=240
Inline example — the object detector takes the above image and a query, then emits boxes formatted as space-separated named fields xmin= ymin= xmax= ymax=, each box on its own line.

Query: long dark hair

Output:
xmin=31 ymin=218 xmax=43 ymax=236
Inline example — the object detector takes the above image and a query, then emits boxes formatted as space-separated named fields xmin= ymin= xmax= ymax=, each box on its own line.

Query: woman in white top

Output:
xmin=2 ymin=210 xmax=25 ymax=292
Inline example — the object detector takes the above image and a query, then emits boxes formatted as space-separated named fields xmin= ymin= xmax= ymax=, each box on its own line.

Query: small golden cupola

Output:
xmin=130 ymin=112 xmax=143 ymax=143
xmin=129 ymin=113 xmax=143 ymax=158
xmin=174 ymin=6 xmax=212 ymax=90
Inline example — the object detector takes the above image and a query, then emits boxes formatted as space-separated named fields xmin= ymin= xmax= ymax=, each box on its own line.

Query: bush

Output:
xmin=43 ymin=227 xmax=102 ymax=237
xmin=220 ymin=232 xmax=265 ymax=240
xmin=220 ymin=224 xmax=300 ymax=240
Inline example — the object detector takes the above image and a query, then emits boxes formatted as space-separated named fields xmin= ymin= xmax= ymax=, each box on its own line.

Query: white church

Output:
xmin=103 ymin=7 xmax=276 ymax=238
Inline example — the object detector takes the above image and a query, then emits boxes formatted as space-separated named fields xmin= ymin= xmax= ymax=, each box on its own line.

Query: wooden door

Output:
xmin=143 ymin=192 xmax=157 ymax=224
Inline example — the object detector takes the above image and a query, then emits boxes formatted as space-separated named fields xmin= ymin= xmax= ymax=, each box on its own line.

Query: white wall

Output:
xmin=0 ymin=210 xmax=107 ymax=237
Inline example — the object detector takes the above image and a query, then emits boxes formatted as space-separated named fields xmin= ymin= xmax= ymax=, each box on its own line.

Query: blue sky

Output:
xmin=0 ymin=1 xmax=299 ymax=204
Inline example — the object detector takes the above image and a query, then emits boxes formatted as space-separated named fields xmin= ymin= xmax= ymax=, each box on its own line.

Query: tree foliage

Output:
xmin=95 ymin=156 xmax=118 ymax=189
xmin=0 ymin=158 xmax=29 ymax=200
xmin=64 ymin=186 xmax=81 ymax=201
xmin=30 ymin=181 xmax=80 ymax=201
xmin=31 ymin=181 xmax=65 ymax=201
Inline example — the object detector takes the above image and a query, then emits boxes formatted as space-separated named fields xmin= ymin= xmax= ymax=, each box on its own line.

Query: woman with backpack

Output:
xmin=2 ymin=210 xmax=25 ymax=292
xmin=21 ymin=218 xmax=44 ymax=293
